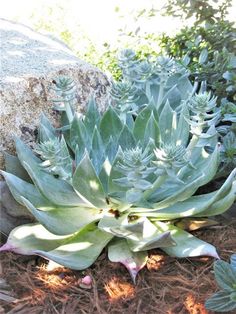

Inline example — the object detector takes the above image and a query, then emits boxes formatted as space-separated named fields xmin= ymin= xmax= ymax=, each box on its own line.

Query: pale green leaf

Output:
xmin=4 ymin=152 xmax=32 ymax=182
xmin=108 ymin=238 xmax=148 ymax=283
xmin=214 ymin=260 xmax=236 ymax=291
xmin=144 ymin=112 xmax=160 ymax=146
xmin=1 ymin=171 xmax=52 ymax=208
xmin=99 ymin=107 xmax=123 ymax=143
xmin=70 ymin=114 xmax=88 ymax=152
xmin=21 ymin=196 xmax=103 ymax=236
xmin=16 ymin=138 xmax=87 ymax=206
xmin=90 ymin=126 xmax=105 ymax=174
xmin=159 ymin=100 xmax=176 ymax=143
xmin=0 ymin=223 xmax=70 ymax=255
xmin=35 ymin=224 xmax=113 ymax=270
xmin=118 ymin=125 xmax=136 ymax=150
xmin=39 ymin=113 xmax=56 ymax=142
xmin=205 ymin=291 xmax=236 ymax=312
xmin=72 ymin=151 xmax=107 ymax=208
xmin=84 ymin=96 xmax=101 ymax=136
xmin=154 ymin=221 xmax=219 ymax=258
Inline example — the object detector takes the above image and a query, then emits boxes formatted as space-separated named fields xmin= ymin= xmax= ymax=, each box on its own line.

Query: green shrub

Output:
xmin=160 ymin=20 xmax=236 ymax=102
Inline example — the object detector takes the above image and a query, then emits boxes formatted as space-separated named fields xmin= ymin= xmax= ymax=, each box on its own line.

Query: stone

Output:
xmin=0 ymin=19 xmax=110 ymax=171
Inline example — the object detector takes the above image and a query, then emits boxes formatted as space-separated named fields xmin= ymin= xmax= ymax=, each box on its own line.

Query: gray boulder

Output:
xmin=0 ymin=18 xmax=110 ymax=170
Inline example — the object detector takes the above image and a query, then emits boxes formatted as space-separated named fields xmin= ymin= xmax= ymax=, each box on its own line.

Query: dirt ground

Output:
xmin=0 ymin=217 xmax=235 ymax=314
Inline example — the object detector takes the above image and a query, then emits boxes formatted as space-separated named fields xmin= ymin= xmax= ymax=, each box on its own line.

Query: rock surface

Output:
xmin=0 ymin=19 xmax=110 ymax=170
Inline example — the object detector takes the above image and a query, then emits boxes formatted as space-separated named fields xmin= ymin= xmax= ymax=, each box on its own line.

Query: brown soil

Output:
xmin=0 ymin=218 xmax=235 ymax=314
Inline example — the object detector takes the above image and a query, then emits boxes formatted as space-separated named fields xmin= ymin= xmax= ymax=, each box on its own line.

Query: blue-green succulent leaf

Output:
xmin=35 ymin=224 xmax=113 ymax=270
xmin=84 ymin=96 xmax=101 ymax=136
xmin=231 ymin=254 xmax=236 ymax=271
xmin=118 ymin=125 xmax=136 ymax=150
xmin=39 ymin=113 xmax=56 ymax=142
xmin=90 ymin=126 xmax=105 ymax=175
xmin=205 ymin=291 xmax=236 ymax=312
xmin=21 ymin=196 xmax=103 ymax=236
xmin=70 ymin=113 xmax=87 ymax=152
xmin=4 ymin=152 xmax=32 ymax=182
xmin=16 ymin=138 xmax=87 ymax=206
xmin=99 ymin=106 xmax=123 ymax=143
xmin=133 ymin=105 xmax=153 ymax=142
xmin=1 ymin=171 xmax=52 ymax=208
xmin=144 ymin=112 xmax=160 ymax=146
xmin=0 ymin=223 xmax=70 ymax=255
xmin=176 ymin=105 xmax=189 ymax=147
xmin=131 ymin=168 xmax=236 ymax=217
xmin=154 ymin=221 xmax=219 ymax=258
xmin=159 ymin=100 xmax=177 ymax=143
xmin=151 ymin=146 xmax=219 ymax=208
xmin=214 ymin=260 xmax=236 ymax=291
xmin=72 ymin=151 xmax=107 ymax=208
xmin=108 ymin=238 xmax=148 ymax=283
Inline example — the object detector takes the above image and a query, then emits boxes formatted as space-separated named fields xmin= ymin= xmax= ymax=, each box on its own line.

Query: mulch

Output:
xmin=0 ymin=217 xmax=235 ymax=314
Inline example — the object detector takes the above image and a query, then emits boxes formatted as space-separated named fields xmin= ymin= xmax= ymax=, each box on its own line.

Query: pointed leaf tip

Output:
xmin=0 ymin=243 xmax=14 ymax=252
xmin=108 ymin=238 xmax=148 ymax=284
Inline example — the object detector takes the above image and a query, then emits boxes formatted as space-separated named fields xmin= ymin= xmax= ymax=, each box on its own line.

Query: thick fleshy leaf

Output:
xmin=35 ymin=224 xmax=113 ymax=270
xmin=90 ymin=126 xmax=105 ymax=175
xmin=231 ymin=254 xmax=236 ymax=271
xmin=144 ymin=112 xmax=160 ymax=146
xmin=1 ymin=171 xmax=52 ymax=208
xmin=99 ymin=106 xmax=123 ymax=143
xmin=151 ymin=146 xmax=219 ymax=208
xmin=4 ymin=153 xmax=32 ymax=182
xmin=133 ymin=105 xmax=152 ymax=142
xmin=175 ymin=105 xmax=189 ymax=147
xmin=118 ymin=125 xmax=135 ymax=150
xmin=154 ymin=221 xmax=219 ymax=258
xmin=105 ymin=136 xmax=118 ymax=164
xmin=16 ymin=138 xmax=86 ymax=206
xmin=46 ymin=135 xmax=72 ymax=179
xmin=98 ymin=213 xmax=135 ymax=238
xmin=99 ymin=158 xmax=112 ymax=193
xmin=70 ymin=114 xmax=88 ymax=152
xmin=205 ymin=291 xmax=236 ymax=312
xmin=99 ymin=215 xmax=175 ymax=251
xmin=0 ymin=223 xmax=70 ymax=255
xmin=39 ymin=113 xmax=56 ymax=142
xmin=21 ymin=197 xmax=103 ymax=236
xmin=72 ymin=152 xmax=107 ymax=208
xmin=15 ymin=137 xmax=40 ymax=164
xmin=195 ymin=181 xmax=236 ymax=217
xmin=159 ymin=100 xmax=176 ymax=143
xmin=131 ymin=168 xmax=236 ymax=217
xmin=23 ymin=161 xmax=87 ymax=207
xmin=214 ymin=260 xmax=236 ymax=291
xmin=83 ymin=96 xmax=101 ymax=136
xmin=127 ymin=231 xmax=175 ymax=252
xmin=108 ymin=147 xmax=127 ymax=195
xmin=108 ymin=238 xmax=148 ymax=283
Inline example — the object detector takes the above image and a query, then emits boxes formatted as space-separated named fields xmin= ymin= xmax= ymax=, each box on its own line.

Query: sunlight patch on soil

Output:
xmin=104 ymin=277 xmax=135 ymax=301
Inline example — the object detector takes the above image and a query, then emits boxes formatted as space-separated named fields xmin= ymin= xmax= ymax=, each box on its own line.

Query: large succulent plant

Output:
xmin=0 ymin=70 xmax=236 ymax=282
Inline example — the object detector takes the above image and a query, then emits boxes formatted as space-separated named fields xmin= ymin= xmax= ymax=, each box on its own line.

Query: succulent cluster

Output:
xmin=1 ymin=53 xmax=236 ymax=281
xmin=205 ymin=254 xmax=236 ymax=312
